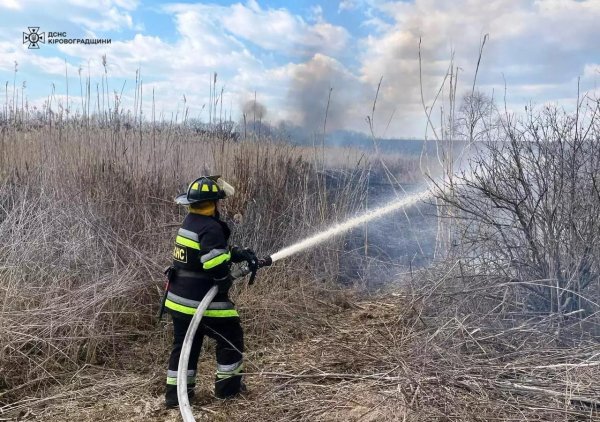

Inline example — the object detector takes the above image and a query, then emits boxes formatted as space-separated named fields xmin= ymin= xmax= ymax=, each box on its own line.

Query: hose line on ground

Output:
xmin=177 ymin=285 xmax=218 ymax=422
xmin=177 ymin=265 xmax=254 ymax=421
xmin=172 ymin=189 xmax=432 ymax=419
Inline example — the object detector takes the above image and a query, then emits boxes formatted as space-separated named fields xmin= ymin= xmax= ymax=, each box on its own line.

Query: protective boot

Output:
xmin=165 ymin=385 xmax=178 ymax=408
xmin=165 ymin=385 xmax=196 ymax=408
xmin=215 ymin=374 xmax=243 ymax=399
xmin=188 ymin=385 xmax=196 ymax=401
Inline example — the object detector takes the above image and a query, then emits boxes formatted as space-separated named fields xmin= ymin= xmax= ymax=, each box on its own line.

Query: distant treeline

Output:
xmin=184 ymin=117 xmax=439 ymax=155
xmin=3 ymin=107 xmax=450 ymax=156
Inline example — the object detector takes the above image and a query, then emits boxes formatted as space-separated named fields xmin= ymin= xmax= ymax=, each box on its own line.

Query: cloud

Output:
xmin=338 ymin=0 xmax=357 ymax=12
xmin=0 ymin=1 xmax=266 ymax=119
xmin=0 ymin=0 xmax=138 ymax=31
xmin=310 ymin=5 xmax=323 ymax=22
xmin=163 ymin=2 xmax=349 ymax=56
xmin=0 ymin=42 xmax=21 ymax=72
xmin=0 ymin=0 xmax=20 ymax=10
xmin=583 ymin=64 xmax=600 ymax=79
xmin=55 ymin=34 xmax=174 ymax=77
xmin=71 ymin=7 xmax=134 ymax=31
xmin=50 ymin=3 xmax=280 ymax=119
xmin=350 ymin=0 xmax=600 ymax=136
xmin=223 ymin=1 xmax=349 ymax=55
xmin=1 ymin=0 xmax=598 ymax=138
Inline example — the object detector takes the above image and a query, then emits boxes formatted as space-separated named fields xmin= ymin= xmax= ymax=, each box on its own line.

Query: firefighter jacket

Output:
xmin=165 ymin=212 xmax=236 ymax=318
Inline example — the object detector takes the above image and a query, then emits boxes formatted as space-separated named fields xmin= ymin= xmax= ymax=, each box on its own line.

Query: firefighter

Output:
xmin=164 ymin=176 xmax=257 ymax=408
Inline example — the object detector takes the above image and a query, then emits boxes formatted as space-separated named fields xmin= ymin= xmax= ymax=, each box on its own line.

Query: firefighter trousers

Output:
xmin=165 ymin=313 xmax=244 ymax=400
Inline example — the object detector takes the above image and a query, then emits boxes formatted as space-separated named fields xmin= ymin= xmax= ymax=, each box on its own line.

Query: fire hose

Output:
xmin=177 ymin=256 xmax=272 ymax=422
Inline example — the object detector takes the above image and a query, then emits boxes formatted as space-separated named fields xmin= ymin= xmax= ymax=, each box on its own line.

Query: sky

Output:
xmin=0 ymin=0 xmax=599 ymax=138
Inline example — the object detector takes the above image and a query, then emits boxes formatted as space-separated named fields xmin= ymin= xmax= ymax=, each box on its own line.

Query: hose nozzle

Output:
xmin=230 ymin=255 xmax=272 ymax=283
xmin=257 ymin=256 xmax=272 ymax=268
xmin=248 ymin=255 xmax=272 ymax=285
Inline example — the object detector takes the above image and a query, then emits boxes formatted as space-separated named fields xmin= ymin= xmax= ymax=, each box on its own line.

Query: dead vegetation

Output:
xmin=0 ymin=116 xmax=377 ymax=420
xmin=1 ymin=73 xmax=599 ymax=421
xmin=4 ymin=271 xmax=599 ymax=421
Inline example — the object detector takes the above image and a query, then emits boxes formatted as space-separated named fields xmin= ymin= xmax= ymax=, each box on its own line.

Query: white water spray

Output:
xmin=270 ymin=188 xmax=432 ymax=262
xmin=178 ymin=187 xmax=433 ymax=422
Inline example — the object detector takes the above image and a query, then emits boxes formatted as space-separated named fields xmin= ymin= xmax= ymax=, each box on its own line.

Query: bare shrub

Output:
xmin=433 ymin=95 xmax=600 ymax=318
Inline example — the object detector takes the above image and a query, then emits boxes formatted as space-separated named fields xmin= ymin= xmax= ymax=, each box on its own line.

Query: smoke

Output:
xmin=285 ymin=51 xmax=432 ymax=136
xmin=287 ymin=54 xmax=366 ymax=133
xmin=242 ymin=99 xmax=267 ymax=121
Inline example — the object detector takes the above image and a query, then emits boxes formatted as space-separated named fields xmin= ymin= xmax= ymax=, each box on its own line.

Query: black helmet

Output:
xmin=175 ymin=176 xmax=227 ymax=205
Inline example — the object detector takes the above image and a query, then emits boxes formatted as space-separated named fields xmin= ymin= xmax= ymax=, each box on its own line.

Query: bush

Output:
xmin=434 ymin=95 xmax=600 ymax=316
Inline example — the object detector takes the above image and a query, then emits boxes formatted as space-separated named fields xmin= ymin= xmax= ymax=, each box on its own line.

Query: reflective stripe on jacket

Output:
xmin=172 ymin=213 xmax=231 ymax=276
xmin=167 ymin=213 xmax=234 ymax=317
xmin=165 ymin=291 xmax=239 ymax=317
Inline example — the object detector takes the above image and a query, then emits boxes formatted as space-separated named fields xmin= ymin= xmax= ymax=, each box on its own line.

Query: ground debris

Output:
xmin=2 ymin=291 xmax=599 ymax=421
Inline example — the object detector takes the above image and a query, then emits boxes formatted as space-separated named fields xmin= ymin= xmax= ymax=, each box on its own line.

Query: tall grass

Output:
xmin=0 ymin=109 xmax=388 ymax=406
xmin=5 ymin=57 xmax=596 ymax=421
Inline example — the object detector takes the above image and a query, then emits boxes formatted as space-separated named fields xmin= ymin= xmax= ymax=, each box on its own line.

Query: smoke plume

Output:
xmin=288 ymin=54 xmax=366 ymax=133
xmin=242 ymin=99 xmax=267 ymax=121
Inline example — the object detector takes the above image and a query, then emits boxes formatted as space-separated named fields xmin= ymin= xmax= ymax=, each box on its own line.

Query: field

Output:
xmin=1 ymin=98 xmax=600 ymax=421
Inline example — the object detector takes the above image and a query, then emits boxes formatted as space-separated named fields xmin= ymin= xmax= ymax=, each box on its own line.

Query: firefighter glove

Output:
xmin=231 ymin=246 xmax=257 ymax=264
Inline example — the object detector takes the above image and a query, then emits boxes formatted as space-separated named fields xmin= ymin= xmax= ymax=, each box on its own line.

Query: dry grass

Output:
xmin=1 ymin=115 xmax=599 ymax=421
xmin=0 ymin=120 xmax=380 ymax=418
xmin=4 ymin=281 xmax=599 ymax=421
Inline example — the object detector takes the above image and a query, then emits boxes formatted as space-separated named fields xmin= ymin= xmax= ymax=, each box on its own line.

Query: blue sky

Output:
xmin=0 ymin=0 xmax=599 ymax=137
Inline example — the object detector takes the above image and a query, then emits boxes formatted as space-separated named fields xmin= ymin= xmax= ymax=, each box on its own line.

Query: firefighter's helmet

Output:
xmin=174 ymin=176 xmax=234 ymax=205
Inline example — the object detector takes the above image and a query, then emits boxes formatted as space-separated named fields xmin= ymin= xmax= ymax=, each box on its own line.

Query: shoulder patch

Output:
xmin=173 ymin=245 xmax=187 ymax=263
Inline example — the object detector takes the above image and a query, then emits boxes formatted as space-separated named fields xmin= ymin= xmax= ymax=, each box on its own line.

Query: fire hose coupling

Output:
xmin=230 ymin=255 xmax=272 ymax=283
